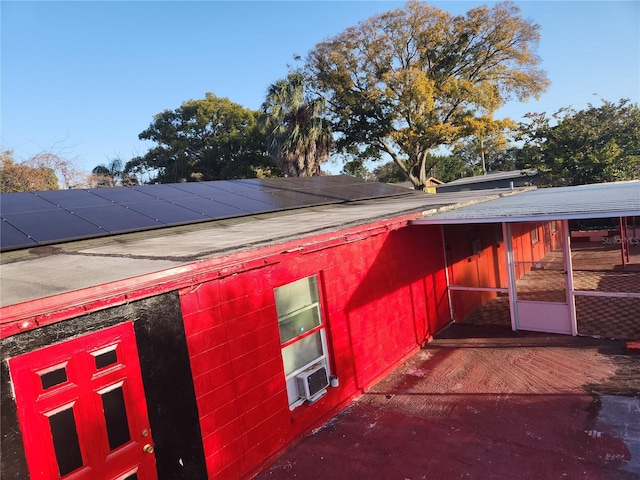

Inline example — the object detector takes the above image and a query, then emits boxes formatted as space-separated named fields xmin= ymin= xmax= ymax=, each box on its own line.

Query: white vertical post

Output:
xmin=503 ymin=222 xmax=519 ymax=331
xmin=561 ymin=219 xmax=578 ymax=336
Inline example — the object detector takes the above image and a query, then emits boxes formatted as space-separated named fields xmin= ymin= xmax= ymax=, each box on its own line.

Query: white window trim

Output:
xmin=275 ymin=276 xmax=330 ymax=409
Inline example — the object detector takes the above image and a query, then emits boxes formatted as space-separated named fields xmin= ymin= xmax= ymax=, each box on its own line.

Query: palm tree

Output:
xmin=91 ymin=158 xmax=126 ymax=187
xmin=261 ymin=73 xmax=332 ymax=177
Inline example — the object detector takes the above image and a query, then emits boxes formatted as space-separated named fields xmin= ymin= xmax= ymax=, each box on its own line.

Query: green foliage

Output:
xmin=374 ymin=154 xmax=475 ymax=184
xmin=305 ymin=0 xmax=549 ymax=190
xmin=341 ymin=158 xmax=372 ymax=179
xmin=91 ymin=158 xmax=137 ymax=187
xmin=432 ymin=155 xmax=480 ymax=183
xmin=517 ymin=99 xmax=640 ymax=186
xmin=261 ymin=72 xmax=332 ymax=176
xmin=373 ymin=161 xmax=406 ymax=183
xmin=132 ymin=93 xmax=274 ymax=183
xmin=452 ymin=118 xmax=516 ymax=174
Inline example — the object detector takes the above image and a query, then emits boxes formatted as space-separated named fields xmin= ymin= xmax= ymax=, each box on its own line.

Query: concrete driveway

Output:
xmin=255 ymin=325 xmax=640 ymax=480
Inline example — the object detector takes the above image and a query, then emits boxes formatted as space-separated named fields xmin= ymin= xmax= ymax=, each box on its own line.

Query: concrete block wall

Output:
xmin=179 ymin=222 xmax=449 ymax=479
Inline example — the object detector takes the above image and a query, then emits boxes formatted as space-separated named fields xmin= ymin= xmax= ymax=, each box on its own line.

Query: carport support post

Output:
xmin=503 ymin=222 xmax=519 ymax=331
xmin=561 ymin=220 xmax=578 ymax=336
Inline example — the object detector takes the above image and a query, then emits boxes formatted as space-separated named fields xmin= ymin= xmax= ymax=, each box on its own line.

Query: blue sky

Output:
xmin=2 ymin=1 xmax=639 ymax=176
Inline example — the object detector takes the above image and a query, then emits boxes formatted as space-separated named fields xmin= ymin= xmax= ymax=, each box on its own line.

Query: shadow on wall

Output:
xmin=342 ymin=225 xmax=449 ymax=391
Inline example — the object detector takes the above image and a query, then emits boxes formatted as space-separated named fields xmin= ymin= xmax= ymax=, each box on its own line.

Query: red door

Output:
xmin=9 ymin=322 xmax=157 ymax=480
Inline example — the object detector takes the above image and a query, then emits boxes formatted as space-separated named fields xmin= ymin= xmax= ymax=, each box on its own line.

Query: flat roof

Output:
xmin=0 ymin=176 xmax=415 ymax=252
xmin=415 ymin=181 xmax=640 ymax=224
xmin=1 ymin=187 xmax=516 ymax=308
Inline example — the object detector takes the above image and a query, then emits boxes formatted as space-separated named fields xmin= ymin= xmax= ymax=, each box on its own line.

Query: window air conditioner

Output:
xmin=295 ymin=364 xmax=329 ymax=402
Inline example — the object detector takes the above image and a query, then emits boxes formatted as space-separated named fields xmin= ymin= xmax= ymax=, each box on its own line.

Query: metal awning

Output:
xmin=413 ymin=180 xmax=640 ymax=225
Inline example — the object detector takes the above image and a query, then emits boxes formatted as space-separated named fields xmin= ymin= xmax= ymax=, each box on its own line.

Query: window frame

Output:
xmin=274 ymin=275 xmax=330 ymax=409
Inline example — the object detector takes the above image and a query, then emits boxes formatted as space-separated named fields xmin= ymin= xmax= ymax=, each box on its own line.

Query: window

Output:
xmin=274 ymin=276 xmax=329 ymax=408
xmin=531 ymin=227 xmax=539 ymax=244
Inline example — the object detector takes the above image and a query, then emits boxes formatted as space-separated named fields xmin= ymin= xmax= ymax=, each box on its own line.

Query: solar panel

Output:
xmin=247 ymin=191 xmax=307 ymax=209
xmin=217 ymin=194 xmax=282 ymax=213
xmin=169 ymin=197 xmax=247 ymax=218
xmin=2 ymin=210 xmax=107 ymax=243
xmin=267 ymin=189 xmax=337 ymax=206
xmin=88 ymin=186 xmax=158 ymax=203
xmin=205 ymin=180 xmax=273 ymax=196
xmin=37 ymin=189 xmax=114 ymax=209
xmin=0 ymin=219 xmax=38 ymax=250
xmin=320 ymin=182 xmax=409 ymax=201
xmin=124 ymin=201 xmax=208 ymax=224
xmin=0 ymin=176 xmax=414 ymax=251
xmin=131 ymin=184 xmax=197 ymax=200
xmin=169 ymin=182 xmax=291 ymax=213
xmin=169 ymin=182 xmax=229 ymax=197
xmin=205 ymin=185 xmax=288 ymax=207
xmin=71 ymin=205 xmax=163 ymax=233
xmin=1 ymin=192 xmax=57 ymax=214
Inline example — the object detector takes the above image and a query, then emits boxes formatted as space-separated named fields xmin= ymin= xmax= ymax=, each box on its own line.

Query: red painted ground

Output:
xmin=254 ymin=325 xmax=640 ymax=480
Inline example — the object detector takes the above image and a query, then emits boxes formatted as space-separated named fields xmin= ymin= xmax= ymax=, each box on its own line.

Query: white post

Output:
xmin=503 ymin=222 xmax=519 ymax=331
xmin=561 ymin=220 xmax=578 ymax=336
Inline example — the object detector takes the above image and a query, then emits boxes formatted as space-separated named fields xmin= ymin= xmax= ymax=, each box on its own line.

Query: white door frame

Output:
xmin=504 ymin=220 xmax=577 ymax=335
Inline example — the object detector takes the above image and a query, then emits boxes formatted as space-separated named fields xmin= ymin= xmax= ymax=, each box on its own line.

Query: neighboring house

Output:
xmin=390 ymin=177 xmax=443 ymax=193
xmin=424 ymin=177 xmax=444 ymax=194
xmin=436 ymin=169 xmax=539 ymax=193
xmin=1 ymin=176 xmax=637 ymax=480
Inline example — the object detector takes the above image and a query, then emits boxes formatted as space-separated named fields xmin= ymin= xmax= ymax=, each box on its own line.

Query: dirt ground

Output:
xmin=254 ymin=325 xmax=640 ymax=480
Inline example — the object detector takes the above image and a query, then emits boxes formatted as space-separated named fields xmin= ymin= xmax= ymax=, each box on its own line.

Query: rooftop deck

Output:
xmin=255 ymin=324 xmax=640 ymax=480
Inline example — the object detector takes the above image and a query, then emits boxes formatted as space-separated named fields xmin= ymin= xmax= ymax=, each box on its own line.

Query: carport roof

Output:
xmin=413 ymin=180 xmax=640 ymax=225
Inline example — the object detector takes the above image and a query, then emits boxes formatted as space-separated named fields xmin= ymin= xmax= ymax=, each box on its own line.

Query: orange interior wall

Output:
xmin=443 ymin=223 xmax=506 ymax=322
xmin=179 ymin=223 xmax=449 ymax=479
xmin=445 ymin=221 xmax=560 ymax=323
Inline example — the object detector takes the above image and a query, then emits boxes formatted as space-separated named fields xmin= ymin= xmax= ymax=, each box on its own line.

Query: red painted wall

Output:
xmin=178 ymin=223 xmax=449 ymax=479
xmin=0 ymin=218 xmax=450 ymax=479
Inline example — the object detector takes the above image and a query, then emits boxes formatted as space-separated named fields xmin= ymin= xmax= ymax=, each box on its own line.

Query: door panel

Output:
xmin=9 ymin=322 xmax=157 ymax=480
xmin=516 ymin=301 xmax=572 ymax=334
xmin=509 ymin=220 xmax=575 ymax=335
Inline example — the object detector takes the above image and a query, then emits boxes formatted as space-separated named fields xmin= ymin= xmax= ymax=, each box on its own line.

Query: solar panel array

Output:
xmin=1 ymin=176 xmax=414 ymax=251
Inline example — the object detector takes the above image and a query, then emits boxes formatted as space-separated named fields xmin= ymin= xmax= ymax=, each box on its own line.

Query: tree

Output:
xmin=1 ymin=149 xmax=87 ymax=192
xmin=133 ymin=93 xmax=275 ymax=184
xmin=261 ymin=73 xmax=333 ymax=176
xmin=452 ymin=117 xmax=516 ymax=174
xmin=373 ymin=161 xmax=407 ymax=183
xmin=341 ymin=158 xmax=373 ymax=179
xmin=305 ymin=1 xmax=549 ymax=190
xmin=91 ymin=158 xmax=137 ymax=187
xmin=432 ymin=155 xmax=479 ymax=183
xmin=517 ymin=99 xmax=640 ymax=186
xmin=1 ymin=150 xmax=59 ymax=192
xmin=28 ymin=151 xmax=85 ymax=189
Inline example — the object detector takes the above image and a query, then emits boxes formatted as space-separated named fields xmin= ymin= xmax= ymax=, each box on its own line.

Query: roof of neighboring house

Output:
xmin=0 ymin=179 xmax=524 ymax=309
xmin=414 ymin=180 xmax=640 ymax=225
xmin=438 ymin=169 xmax=538 ymax=187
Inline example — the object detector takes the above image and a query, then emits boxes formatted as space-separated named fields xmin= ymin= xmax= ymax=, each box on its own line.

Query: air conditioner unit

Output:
xmin=295 ymin=364 xmax=329 ymax=402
